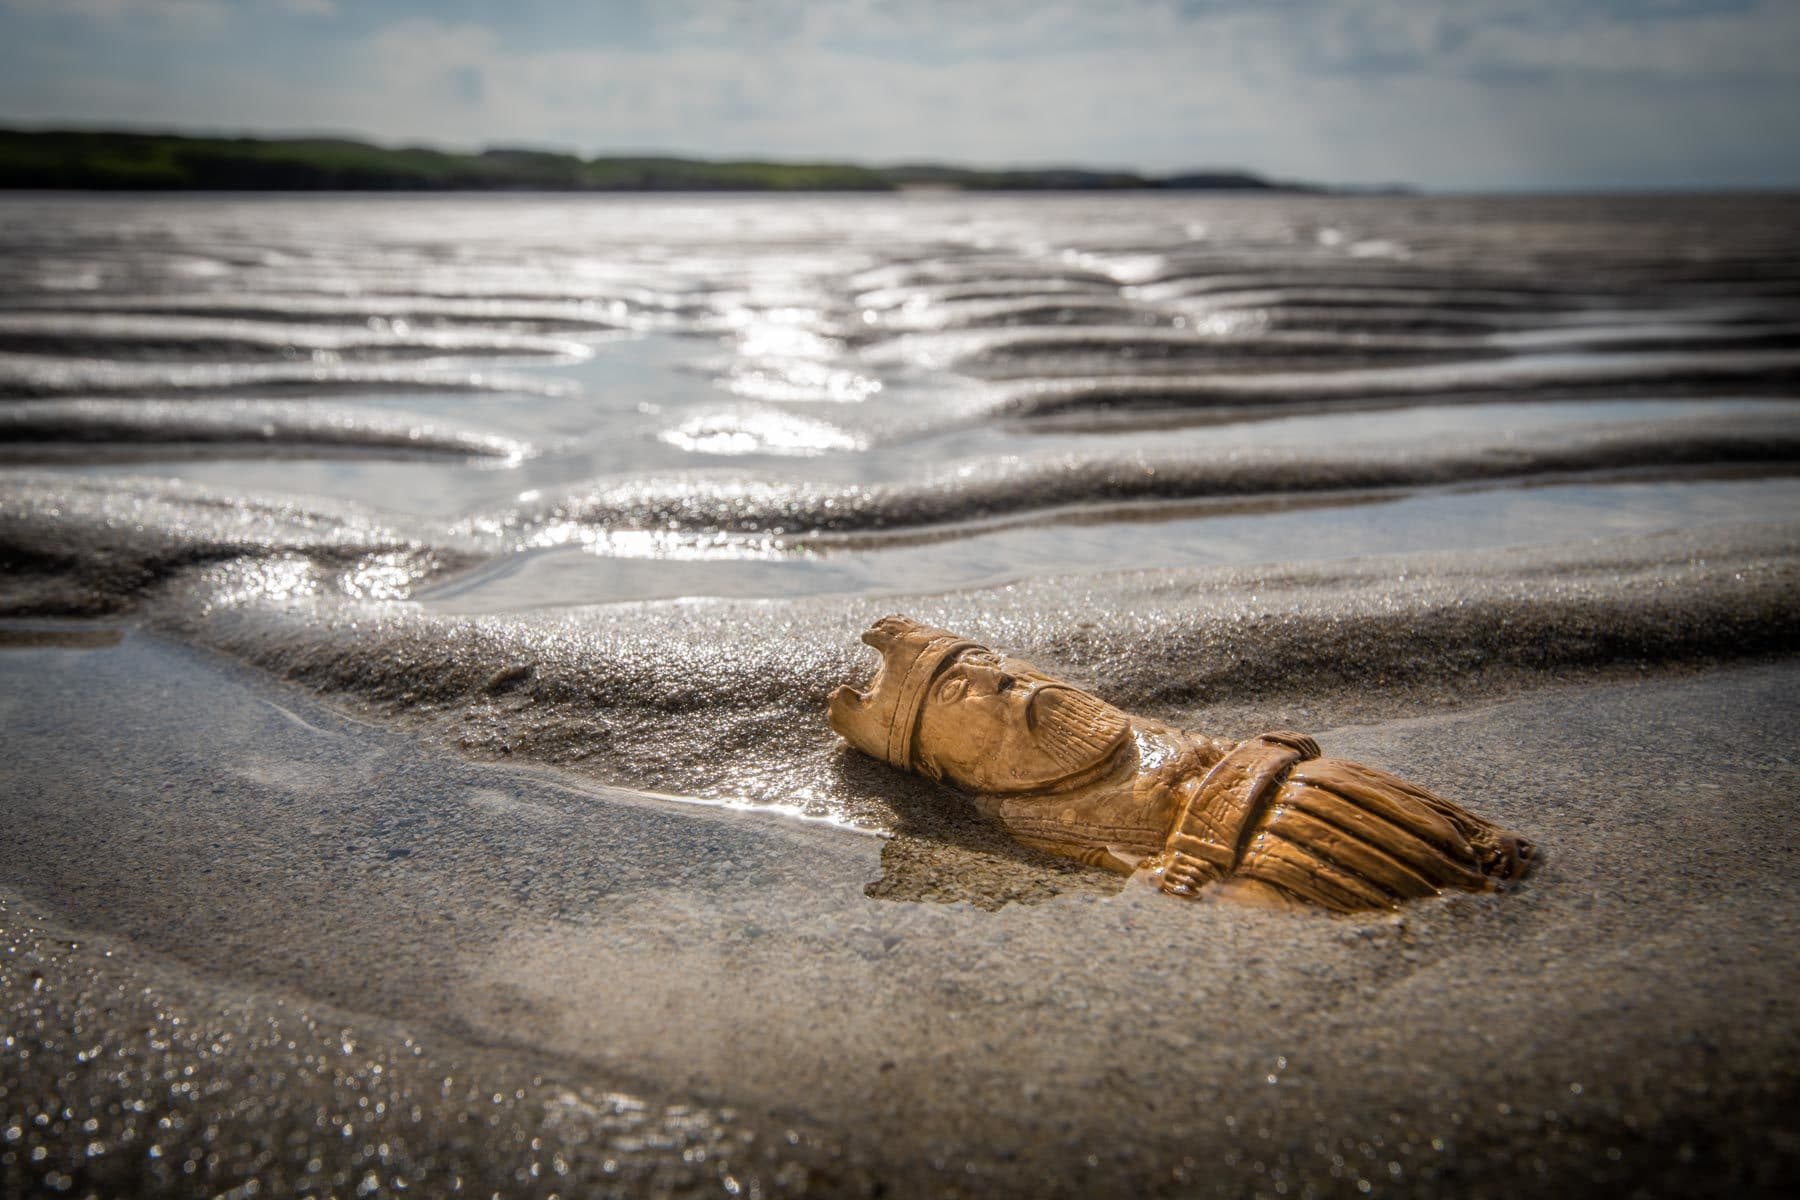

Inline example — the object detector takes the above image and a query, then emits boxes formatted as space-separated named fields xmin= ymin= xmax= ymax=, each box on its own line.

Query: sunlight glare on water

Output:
xmin=3 ymin=191 xmax=1797 ymax=615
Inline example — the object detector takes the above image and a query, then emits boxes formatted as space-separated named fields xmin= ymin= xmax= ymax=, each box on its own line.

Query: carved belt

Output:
xmin=1159 ymin=731 xmax=1320 ymax=897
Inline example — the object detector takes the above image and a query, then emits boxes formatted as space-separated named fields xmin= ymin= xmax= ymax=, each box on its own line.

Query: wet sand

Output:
xmin=4 ymin=630 xmax=1797 ymax=1197
xmin=3 ymin=192 xmax=1799 ymax=1196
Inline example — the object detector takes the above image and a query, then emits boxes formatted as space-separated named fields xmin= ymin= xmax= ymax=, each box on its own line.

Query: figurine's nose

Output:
xmin=968 ymin=662 xmax=1016 ymax=693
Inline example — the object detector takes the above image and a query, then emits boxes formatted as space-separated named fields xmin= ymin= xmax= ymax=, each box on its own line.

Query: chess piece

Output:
xmin=829 ymin=616 xmax=1533 ymax=912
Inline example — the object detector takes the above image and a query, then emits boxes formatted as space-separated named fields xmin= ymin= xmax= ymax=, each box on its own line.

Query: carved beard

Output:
xmin=1027 ymin=685 xmax=1131 ymax=778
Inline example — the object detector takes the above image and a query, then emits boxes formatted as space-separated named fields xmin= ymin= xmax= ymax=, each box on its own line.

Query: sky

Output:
xmin=1 ymin=0 xmax=1797 ymax=191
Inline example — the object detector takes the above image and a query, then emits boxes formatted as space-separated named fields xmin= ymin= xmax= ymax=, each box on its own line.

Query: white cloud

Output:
xmin=2 ymin=0 xmax=334 ymax=19
xmin=1 ymin=0 xmax=1795 ymax=187
xmin=276 ymin=6 xmax=1800 ymax=185
xmin=0 ymin=0 xmax=228 ymax=20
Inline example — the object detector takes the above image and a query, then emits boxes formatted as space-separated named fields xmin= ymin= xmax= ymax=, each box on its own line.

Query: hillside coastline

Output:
xmin=0 ymin=128 xmax=1325 ymax=192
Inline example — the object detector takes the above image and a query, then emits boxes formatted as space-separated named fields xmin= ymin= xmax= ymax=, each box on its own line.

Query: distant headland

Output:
xmin=0 ymin=128 xmax=1336 ymax=193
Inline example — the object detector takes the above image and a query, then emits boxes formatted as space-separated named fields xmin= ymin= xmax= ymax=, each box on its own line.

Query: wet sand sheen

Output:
xmin=4 ymin=631 xmax=1797 ymax=1197
xmin=3 ymin=192 xmax=1799 ymax=1197
xmin=423 ymin=477 xmax=1800 ymax=609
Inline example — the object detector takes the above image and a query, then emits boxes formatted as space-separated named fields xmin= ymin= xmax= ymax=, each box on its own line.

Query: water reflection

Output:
xmin=661 ymin=409 xmax=866 ymax=456
xmin=417 ymin=477 xmax=1800 ymax=612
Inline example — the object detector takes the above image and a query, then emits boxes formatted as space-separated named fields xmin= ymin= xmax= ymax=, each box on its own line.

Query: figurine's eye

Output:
xmin=936 ymin=676 xmax=968 ymax=703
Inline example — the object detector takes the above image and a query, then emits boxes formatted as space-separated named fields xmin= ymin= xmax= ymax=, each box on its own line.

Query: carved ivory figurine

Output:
xmin=829 ymin=616 xmax=1534 ymax=913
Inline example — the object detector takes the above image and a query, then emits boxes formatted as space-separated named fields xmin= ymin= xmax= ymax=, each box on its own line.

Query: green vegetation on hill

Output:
xmin=0 ymin=129 xmax=1308 ymax=192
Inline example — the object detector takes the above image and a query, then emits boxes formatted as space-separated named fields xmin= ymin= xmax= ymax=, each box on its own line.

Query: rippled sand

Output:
xmin=2 ymin=193 xmax=1798 ymax=1197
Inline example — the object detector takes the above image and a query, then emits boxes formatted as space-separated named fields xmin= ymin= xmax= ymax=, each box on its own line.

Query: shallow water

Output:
xmin=5 ymin=194 xmax=1797 ymax=547
xmin=3 ymin=190 xmax=1798 ymax=841
xmin=3 ymin=192 xmax=1799 ymax=1197
xmin=418 ymin=476 xmax=1800 ymax=609
xmin=4 ymin=190 xmax=1798 ymax=822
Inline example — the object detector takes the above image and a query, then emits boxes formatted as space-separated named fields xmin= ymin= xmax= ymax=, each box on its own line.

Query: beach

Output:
xmin=2 ymin=192 xmax=1798 ymax=1196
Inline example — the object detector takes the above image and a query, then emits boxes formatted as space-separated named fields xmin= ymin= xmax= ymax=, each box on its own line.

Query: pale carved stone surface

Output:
xmin=830 ymin=615 xmax=1535 ymax=912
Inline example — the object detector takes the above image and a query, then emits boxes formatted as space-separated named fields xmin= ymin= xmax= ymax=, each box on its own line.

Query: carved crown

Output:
xmin=828 ymin=615 xmax=977 ymax=770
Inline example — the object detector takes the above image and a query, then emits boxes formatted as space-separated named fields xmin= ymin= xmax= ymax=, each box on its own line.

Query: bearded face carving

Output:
xmin=830 ymin=615 xmax=1535 ymax=913
xmin=911 ymin=647 xmax=1132 ymax=792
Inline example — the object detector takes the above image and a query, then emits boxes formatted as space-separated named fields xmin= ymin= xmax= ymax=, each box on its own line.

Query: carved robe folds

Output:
xmin=1156 ymin=732 xmax=1531 ymax=913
